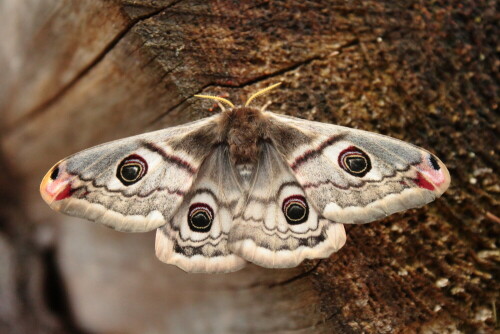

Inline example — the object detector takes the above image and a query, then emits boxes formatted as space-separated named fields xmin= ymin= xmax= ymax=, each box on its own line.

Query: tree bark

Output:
xmin=0 ymin=0 xmax=498 ymax=333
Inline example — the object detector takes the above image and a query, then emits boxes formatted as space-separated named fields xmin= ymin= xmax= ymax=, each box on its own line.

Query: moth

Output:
xmin=40 ymin=83 xmax=450 ymax=273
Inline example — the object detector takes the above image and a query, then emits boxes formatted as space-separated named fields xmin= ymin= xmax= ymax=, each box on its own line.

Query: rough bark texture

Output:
xmin=0 ymin=0 xmax=498 ymax=333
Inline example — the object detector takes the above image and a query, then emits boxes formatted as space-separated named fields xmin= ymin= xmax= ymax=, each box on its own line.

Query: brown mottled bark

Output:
xmin=0 ymin=0 xmax=498 ymax=333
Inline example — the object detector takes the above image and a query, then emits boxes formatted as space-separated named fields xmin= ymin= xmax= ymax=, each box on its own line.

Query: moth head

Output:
xmin=40 ymin=160 xmax=74 ymax=204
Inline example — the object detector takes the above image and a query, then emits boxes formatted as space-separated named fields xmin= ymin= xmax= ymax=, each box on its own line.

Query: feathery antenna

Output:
xmin=194 ymin=82 xmax=282 ymax=110
xmin=245 ymin=82 xmax=282 ymax=107
xmin=193 ymin=94 xmax=235 ymax=108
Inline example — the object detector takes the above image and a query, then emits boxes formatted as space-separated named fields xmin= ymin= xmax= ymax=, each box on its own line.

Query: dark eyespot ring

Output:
xmin=187 ymin=203 xmax=214 ymax=232
xmin=338 ymin=146 xmax=371 ymax=177
xmin=282 ymin=195 xmax=309 ymax=225
xmin=50 ymin=166 xmax=60 ymax=180
xmin=117 ymin=154 xmax=148 ymax=186
xmin=429 ymin=154 xmax=440 ymax=170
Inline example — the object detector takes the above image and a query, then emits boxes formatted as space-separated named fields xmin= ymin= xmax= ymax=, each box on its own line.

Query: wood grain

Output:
xmin=0 ymin=0 xmax=498 ymax=333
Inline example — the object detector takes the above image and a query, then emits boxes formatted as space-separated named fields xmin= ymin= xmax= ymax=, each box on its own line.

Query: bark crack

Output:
xmin=149 ymin=37 xmax=363 ymax=125
xmin=8 ymin=1 xmax=184 ymax=132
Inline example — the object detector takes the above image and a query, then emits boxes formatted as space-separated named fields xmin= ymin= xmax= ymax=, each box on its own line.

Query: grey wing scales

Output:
xmin=41 ymin=116 xmax=220 ymax=232
xmin=155 ymin=145 xmax=247 ymax=273
xmin=228 ymin=142 xmax=346 ymax=268
xmin=266 ymin=112 xmax=451 ymax=224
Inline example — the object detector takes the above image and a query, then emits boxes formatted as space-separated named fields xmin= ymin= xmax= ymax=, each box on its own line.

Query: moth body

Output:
xmin=220 ymin=106 xmax=267 ymax=164
xmin=40 ymin=86 xmax=450 ymax=273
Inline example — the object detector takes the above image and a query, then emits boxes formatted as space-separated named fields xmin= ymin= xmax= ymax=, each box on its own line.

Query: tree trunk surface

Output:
xmin=0 ymin=1 xmax=498 ymax=333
